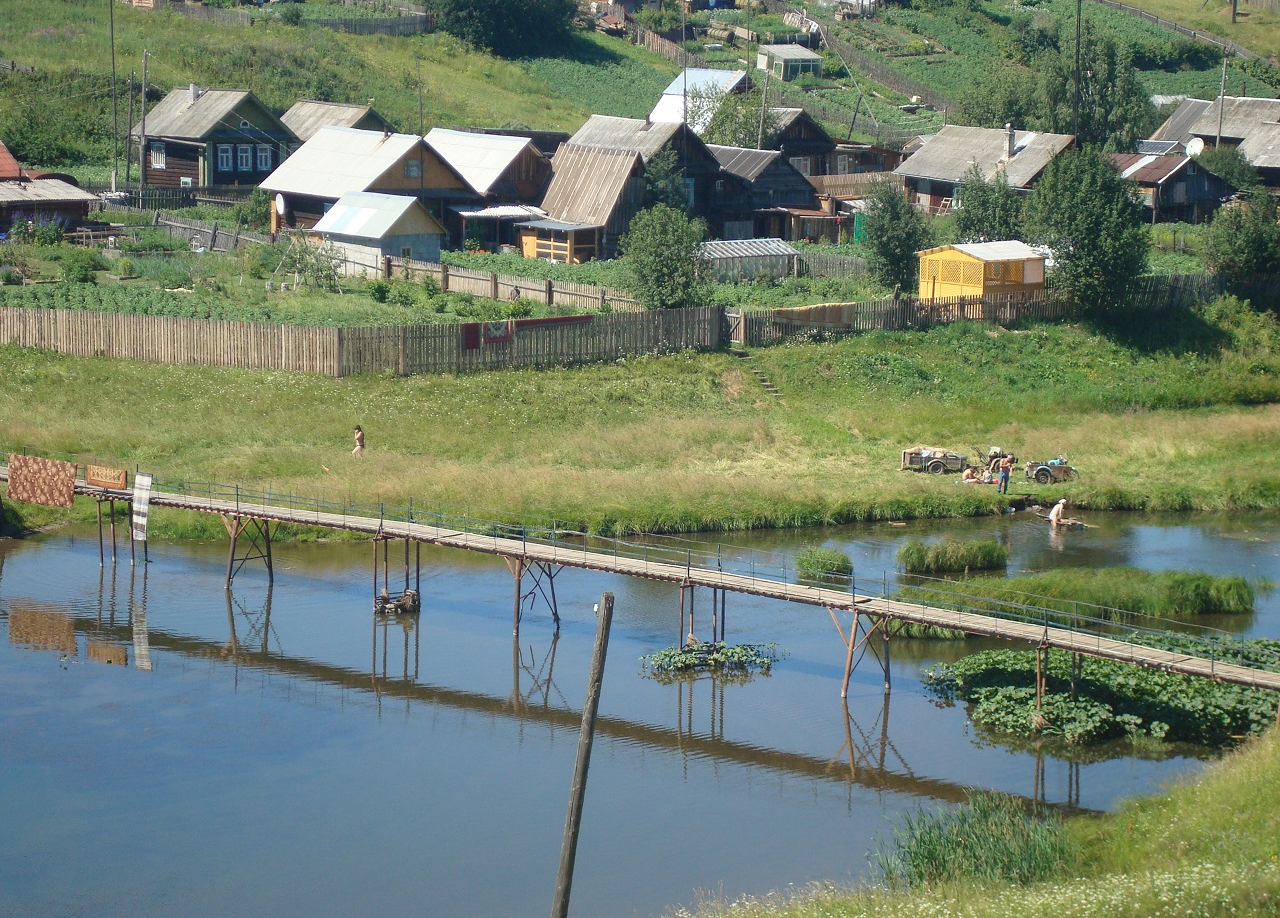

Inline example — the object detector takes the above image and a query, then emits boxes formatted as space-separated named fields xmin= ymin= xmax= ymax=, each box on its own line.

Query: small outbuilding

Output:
xmin=756 ymin=45 xmax=823 ymax=82
xmin=311 ymin=191 xmax=446 ymax=276
xmin=916 ymin=240 xmax=1045 ymax=299
xmin=700 ymin=238 xmax=799 ymax=282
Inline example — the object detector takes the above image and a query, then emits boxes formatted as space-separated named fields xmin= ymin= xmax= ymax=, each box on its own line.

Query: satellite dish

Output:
xmin=274 ymin=193 xmax=286 ymax=216
xmin=1186 ymin=137 xmax=1205 ymax=157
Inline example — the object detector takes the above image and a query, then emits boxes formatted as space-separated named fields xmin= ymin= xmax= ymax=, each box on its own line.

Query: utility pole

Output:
xmin=416 ymin=57 xmax=424 ymax=135
xmin=138 ymin=50 xmax=148 ymax=202
xmin=109 ymin=0 xmax=120 ymax=192
xmin=125 ymin=70 xmax=134 ymax=186
xmin=1215 ymin=53 xmax=1227 ymax=148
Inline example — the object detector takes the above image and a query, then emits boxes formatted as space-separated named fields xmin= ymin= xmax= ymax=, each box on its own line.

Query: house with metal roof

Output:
xmin=707 ymin=144 xmax=818 ymax=240
xmin=1187 ymin=96 xmax=1280 ymax=189
xmin=310 ymin=191 xmax=446 ymax=276
xmin=916 ymin=240 xmax=1046 ymax=299
xmin=1144 ymin=98 xmax=1213 ymax=154
xmin=756 ymin=45 xmax=823 ymax=82
xmin=516 ymin=145 xmax=645 ymax=263
xmin=130 ymin=85 xmax=297 ymax=188
xmin=649 ymin=68 xmax=749 ymax=133
xmin=281 ymin=101 xmax=392 ymax=144
xmin=259 ymin=126 xmax=471 ymax=233
xmin=1107 ymin=152 xmax=1235 ymax=223
xmin=893 ymin=123 xmax=1075 ymax=214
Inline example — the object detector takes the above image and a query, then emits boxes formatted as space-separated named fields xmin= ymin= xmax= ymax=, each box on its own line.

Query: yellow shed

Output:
xmin=917 ymin=240 xmax=1046 ymax=299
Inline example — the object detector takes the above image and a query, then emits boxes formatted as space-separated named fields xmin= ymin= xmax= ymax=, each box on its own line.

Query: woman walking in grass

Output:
xmin=352 ymin=425 xmax=365 ymax=457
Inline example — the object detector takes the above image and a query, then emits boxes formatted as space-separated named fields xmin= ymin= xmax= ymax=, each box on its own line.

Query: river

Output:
xmin=1 ymin=510 xmax=1277 ymax=918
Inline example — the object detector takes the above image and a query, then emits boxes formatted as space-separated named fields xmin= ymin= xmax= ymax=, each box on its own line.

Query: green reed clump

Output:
xmin=795 ymin=546 xmax=853 ymax=577
xmin=897 ymin=538 xmax=1008 ymax=575
xmin=872 ymin=791 xmax=1076 ymax=890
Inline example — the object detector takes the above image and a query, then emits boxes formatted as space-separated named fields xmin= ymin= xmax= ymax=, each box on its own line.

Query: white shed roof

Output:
xmin=260 ymin=126 xmax=423 ymax=197
xmin=312 ymin=191 xmax=443 ymax=239
xmin=919 ymin=240 xmax=1044 ymax=262
xmin=425 ymin=128 xmax=532 ymax=195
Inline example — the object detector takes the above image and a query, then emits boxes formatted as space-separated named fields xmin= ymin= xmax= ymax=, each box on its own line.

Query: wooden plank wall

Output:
xmin=0 ymin=308 xmax=340 ymax=375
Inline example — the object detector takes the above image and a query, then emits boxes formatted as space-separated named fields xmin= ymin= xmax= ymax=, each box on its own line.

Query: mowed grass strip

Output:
xmin=2 ymin=303 xmax=1279 ymax=534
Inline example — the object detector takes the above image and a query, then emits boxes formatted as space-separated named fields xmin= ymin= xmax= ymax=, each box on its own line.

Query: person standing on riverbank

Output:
xmin=997 ymin=454 xmax=1013 ymax=494
xmin=352 ymin=425 xmax=365 ymax=457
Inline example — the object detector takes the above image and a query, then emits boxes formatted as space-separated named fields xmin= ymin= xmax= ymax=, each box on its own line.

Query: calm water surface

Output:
xmin=2 ymin=511 xmax=1277 ymax=918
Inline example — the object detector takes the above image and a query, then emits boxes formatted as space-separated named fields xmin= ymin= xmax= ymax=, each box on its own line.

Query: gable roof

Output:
xmin=0 ymin=140 xmax=21 ymax=180
xmin=133 ymin=87 xmax=292 ymax=140
xmin=1148 ymin=98 xmax=1212 ymax=147
xmin=312 ymin=191 xmax=445 ymax=239
xmin=0 ymin=177 xmax=99 ymax=206
xmin=1189 ymin=96 xmax=1280 ymax=169
xmin=1108 ymin=152 xmax=1192 ymax=186
xmin=918 ymin=240 xmax=1043 ymax=262
xmin=893 ymin=124 xmax=1074 ymax=189
xmin=425 ymin=128 xmax=538 ymax=195
xmin=260 ymin=126 xmax=425 ymax=197
xmin=566 ymin=115 xmax=685 ymax=163
xmin=540 ymin=143 xmax=641 ymax=228
xmin=707 ymin=144 xmax=780 ymax=181
xmin=281 ymin=101 xmax=390 ymax=143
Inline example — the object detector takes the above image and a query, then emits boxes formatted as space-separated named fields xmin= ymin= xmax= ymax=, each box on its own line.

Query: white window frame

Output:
xmin=217 ymin=144 xmax=233 ymax=172
xmin=400 ymin=246 xmax=413 ymax=259
xmin=237 ymin=144 xmax=253 ymax=172
xmin=790 ymin=156 xmax=810 ymax=176
xmin=150 ymin=141 xmax=166 ymax=169
xmin=256 ymin=144 xmax=272 ymax=172
xmin=180 ymin=176 xmax=193 ymax=188
xmin=836 ymin=153 xmax=850 ymax=174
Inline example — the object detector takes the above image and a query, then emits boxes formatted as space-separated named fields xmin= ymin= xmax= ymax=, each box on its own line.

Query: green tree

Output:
xmin=955 ymin=166 xmax=1025 ymax=243
xmin=1203 ymin=195 xmax=1280 ymax=289
xmin=619 ymin=204 xmax=709 ymax=310
xmin=1025 ymin=149 xmax=1147 ymax=310
xmin=643 ymin=147 xmax=688 ymax=211
xmin=431 ymin=0 xmax=576 ymax=56
xmin=863 ymin=179 xmax=931 ymax=293
xmin=1195 ymin=145 xmax=1262 ymax=194
xmin=954 ymin=65 xmax=1039 ymax=130
xmin=1038 ymin=24 xmax=1157 ymax=150
xmin=698 ymin=88 xmax=780 ymax=150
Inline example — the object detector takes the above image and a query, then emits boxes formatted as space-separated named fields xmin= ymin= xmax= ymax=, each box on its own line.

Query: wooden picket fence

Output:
xmin=0 ymin=305 xmax=719 ymax=377
xmin=392 ymin=257 xmax=643 ymax=312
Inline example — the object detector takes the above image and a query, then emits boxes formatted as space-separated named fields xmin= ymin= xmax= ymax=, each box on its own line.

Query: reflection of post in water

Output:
xmin=87 ymin=563 xmax=129 ymax=666
xmin=1030 ymin=750 xmax=1082 ymax=810
xmin=828 ymin=694 xmax=914 ymax=787
xmin=129 ymin=562 xmax=152 ymax=671
xmin=372 ymin=600 xmax=421 ymax=686
xmin=675 ymin=672 xmax=727 ymax=745
xmin=510 ymin=631 xmax=564 ymax=713
xmin=224 ymin=585 xmax=276 ymax=661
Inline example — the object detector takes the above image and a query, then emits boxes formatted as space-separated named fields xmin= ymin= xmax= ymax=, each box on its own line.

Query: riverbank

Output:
xmin=666 ymin=727 xmax=1280 ymax=918
xmin=2 ymin=300 xmax=1278 ymax=537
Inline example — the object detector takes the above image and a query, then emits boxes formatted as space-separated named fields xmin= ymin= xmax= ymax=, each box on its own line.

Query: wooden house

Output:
xmin=425 ymin=128 xmax=553 ymax=249
xmin=768 ymin=108 xmax=835 ymax=177
xmin=707 ymin=144 xmax=816 ymax=239
xmin=0 ymin=140 xmax=99 ymax=232
xmin=517 ymin=145 xmax=644 ymax=263
xmin=894 ymin=124 xmax=1074 ymax=213
xmin=1187 ymin=96 xmax=1280 ymax=190
xmin=1108 ymin=152 xmax=1235 ymax=224
xmin=130 ymin=85 xmax=297 ymax=188
xmin=917 ymin=241 xmax=1046 ymax=299
xmin=310 ymin=192 xmax=446 ymax=276
xmin=756 ymin=45 xmax=823 ymax=82
xmin=281 ymin=100 xmax=392 ymax=144
xmin=259 ymin=126 xmax=471 ymax=233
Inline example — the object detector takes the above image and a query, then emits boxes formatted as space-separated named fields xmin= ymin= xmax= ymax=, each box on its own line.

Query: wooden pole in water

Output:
xmin=550 ymin=592 xmax=614 ymax=918
xmin=513 ymin=559 xmax=524 ymax=635
xmin=97 ymin=500 xmax=105 ymax=567
xmin=881 ymin=617 xmax=891 ymax=693
xmin=841 ymin=610 xmax=860 ymax=699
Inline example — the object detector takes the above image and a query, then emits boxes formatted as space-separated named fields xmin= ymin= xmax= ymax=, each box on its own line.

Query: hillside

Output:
xmin=0 ymin=0 xmax=677 ymax=171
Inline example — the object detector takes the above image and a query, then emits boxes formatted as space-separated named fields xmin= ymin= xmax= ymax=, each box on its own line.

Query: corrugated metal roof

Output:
xmin=132 ymin=87 xmax=289 ymax=141
xmin=701 ymin=238 xmax=798 ymax=259
xmin=281 ymin=101 xmax=387 ymax=143
xmin=540 ymin=144 xmax=641 ymax=228
xmin=660 ymin=68 xmax=748 ymax=98
xmin=707 ymin=144 xmax=779 ymax=181
xmin=451 ymin=203 xmax=547 ymax=220
xmin=312 ymin=191 xmax=443 ymax=239
xmin=0 ymin=178 xmax=99 ymax=205
xmin=521 ymin=218 xmax=597 ymax=232
xmin=260 ymin=127 xmax=424 ymax=197
xmin=759 ymin=43 xmax=822 ymax=60
xmin=1109 ymin=152 xmax=1189 ymax=185
xmin=0 ymin=141 xmax=20 ymax=180
xmin=566 ymin=115 xmax=683 ymax=162
xmin=893 ymin=124 xmax=1074 ymax=189
xmin=1190 ymin=96 xmax=1280 ymax=143
xmin=1149 ymin=98 xmax=1212 ymax=145
xmin=426 ymin=128 xmax=536 ymax=195
xmin=651 ymin=69 xmax=748 ymax=132
xmin=918 ymin=240 xmax=1044 ymax=262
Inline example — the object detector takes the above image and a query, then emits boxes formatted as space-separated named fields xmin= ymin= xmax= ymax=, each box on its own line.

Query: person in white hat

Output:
xmin=1048 ymin=498 xmax=1067 ymax=527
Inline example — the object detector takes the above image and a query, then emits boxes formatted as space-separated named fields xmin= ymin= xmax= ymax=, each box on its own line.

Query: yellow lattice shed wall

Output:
xmin=917 ymin=248 xmax=1045 ymax=299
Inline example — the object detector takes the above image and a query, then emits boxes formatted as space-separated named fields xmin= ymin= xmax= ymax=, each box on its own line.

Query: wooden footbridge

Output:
xmin=4 ymin=459 xmax=1280 ymax=700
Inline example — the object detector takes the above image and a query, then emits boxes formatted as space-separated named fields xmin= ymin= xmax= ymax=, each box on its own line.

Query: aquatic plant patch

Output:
xmin=640 ymin=641 xmax=779 ymax=682
xmin=897 ymin=538 xmax=1008 ymax=575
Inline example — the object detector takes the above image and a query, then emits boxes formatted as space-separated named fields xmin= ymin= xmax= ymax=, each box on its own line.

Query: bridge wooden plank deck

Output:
xmin=5 ymin=465 xmax=1280 ymax=695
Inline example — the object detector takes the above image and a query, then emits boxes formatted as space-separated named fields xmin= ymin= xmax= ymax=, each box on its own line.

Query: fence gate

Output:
xmin=725 ymin=311 xmax=744 ymax=345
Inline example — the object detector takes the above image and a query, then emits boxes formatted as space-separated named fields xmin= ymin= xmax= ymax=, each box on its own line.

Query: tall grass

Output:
xmin=871 ymin=792 xmax=1076 ymax=890
xmin=897 ymin=539 xmax=1008 ymax=575
xmin=795 ymin=546 xmax=853 ymax=578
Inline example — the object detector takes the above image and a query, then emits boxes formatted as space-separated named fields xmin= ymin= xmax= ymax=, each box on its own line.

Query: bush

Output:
xmin=897 ymin=538 xmax=1008 ymax=574
xmin=368 ymin=279 xmax=391 ymax=303
xmin=59 ymin=249 xmax=105 ymax=284
xmin=0 ymin=268 xmax=20 ymax=286
xmin=114 ymin=257 xmax=135 ymax=278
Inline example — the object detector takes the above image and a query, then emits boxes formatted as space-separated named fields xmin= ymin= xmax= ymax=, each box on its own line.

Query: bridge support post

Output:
xmin=881 ymin=616 xmax=891 ymax=694
xmin=221 ymin=515 xmax=273 ymax=588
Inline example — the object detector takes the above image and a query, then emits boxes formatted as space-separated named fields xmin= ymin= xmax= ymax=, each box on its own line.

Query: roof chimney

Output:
xmin=190 ymin=83 xmax=202 ymax=104
xmin=1006 ymin=122 xmax=1015 ymax=159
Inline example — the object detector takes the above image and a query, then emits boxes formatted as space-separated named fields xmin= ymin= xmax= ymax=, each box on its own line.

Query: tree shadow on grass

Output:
xmin=519 ymin=30 xmax=629 ymax=66
xmin=1085 ymin=304 xmax=1231 ymax=357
